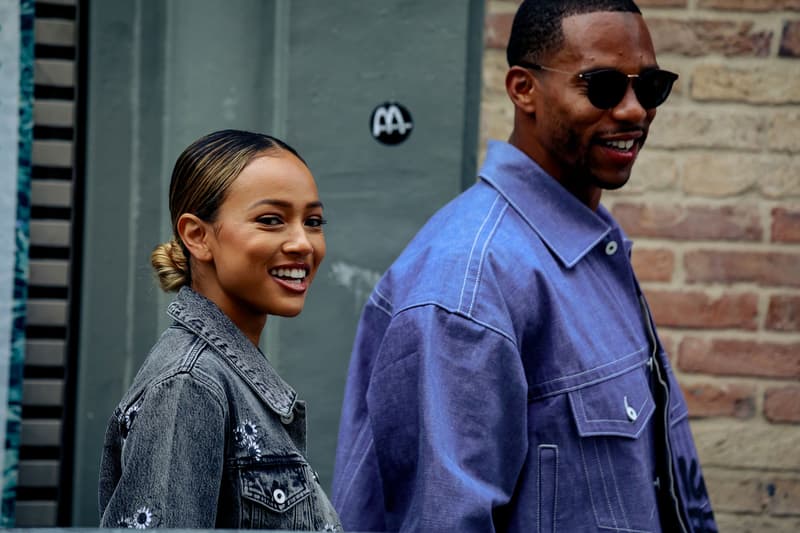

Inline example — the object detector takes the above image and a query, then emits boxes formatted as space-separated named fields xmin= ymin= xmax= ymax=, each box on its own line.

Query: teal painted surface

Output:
xmin=1 ymin=0 xmax=33 ymax=525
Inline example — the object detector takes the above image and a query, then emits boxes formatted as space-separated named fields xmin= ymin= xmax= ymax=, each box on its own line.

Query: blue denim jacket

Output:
xmin=99 ymin=287 xmax=341 ymax=530
xmin=333 ymin=141 xmax=717 ymax=533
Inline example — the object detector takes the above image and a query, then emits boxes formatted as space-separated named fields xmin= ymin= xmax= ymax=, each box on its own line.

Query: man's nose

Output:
xmin=611 ymin=84 xmax=649 ymax=124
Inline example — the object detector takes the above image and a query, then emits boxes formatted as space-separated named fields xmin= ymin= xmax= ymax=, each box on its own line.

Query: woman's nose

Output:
xmin=282 ymin=225 xmax=314 ymax=255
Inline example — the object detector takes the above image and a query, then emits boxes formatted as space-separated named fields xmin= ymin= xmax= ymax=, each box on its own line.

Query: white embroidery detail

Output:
xmin=234 ymin=420 xmax=259 ymax=447
xmin=132 ymin=507 xmax=153 ymax=529
xmin=117 ymin=506 xmax=154 ymax=529
xmin=234 ymin=420 xmax=262 ymax=459
xmin=247 ymin=441 xmax=262 ymax=459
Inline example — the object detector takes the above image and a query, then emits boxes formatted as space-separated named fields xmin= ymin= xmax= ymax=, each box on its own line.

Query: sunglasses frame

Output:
xmin=515 ymin=61 xmax=679 ymax=110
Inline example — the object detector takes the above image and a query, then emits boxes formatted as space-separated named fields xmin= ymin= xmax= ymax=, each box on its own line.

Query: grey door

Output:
xmin=73 ymin=0 xmax=483 ymax=525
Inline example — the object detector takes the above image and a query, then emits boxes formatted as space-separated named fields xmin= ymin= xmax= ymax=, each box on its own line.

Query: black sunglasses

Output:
xmin=516 ymin=62 xmax=678 ymax=110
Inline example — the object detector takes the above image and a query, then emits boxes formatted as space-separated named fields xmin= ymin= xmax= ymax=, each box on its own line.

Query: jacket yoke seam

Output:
xmin=369 ymin=289 xmax=393 ymax=317
xmin=457 ymin=194 xmax=505 ymax=315
xmin=392 ymin=302 xmax=518 ymax=350
xmin=148 ymin=362 xmax=228 ymax=421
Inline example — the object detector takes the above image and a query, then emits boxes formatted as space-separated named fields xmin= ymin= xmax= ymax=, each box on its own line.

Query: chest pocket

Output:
xmin=567 ymin=366 xmax=660 ymax=533
xmin=569 ymin=366 xmax=655 ymax=438
xmin=241 ymin=462 xmax=311 ymax=511
xmin=239 ymin=460 xmax=316 ymax=529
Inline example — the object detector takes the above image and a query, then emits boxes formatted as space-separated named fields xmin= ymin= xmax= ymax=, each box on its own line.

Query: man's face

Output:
xmin=528 ymin=11 xmax=659 ymax=198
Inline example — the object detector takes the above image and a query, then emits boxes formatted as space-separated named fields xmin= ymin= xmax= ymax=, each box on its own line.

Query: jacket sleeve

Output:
xmin=99 ymin=372 xmax=227 ymax=528
xmin=334 ymin=302 xmax=529 ymax=532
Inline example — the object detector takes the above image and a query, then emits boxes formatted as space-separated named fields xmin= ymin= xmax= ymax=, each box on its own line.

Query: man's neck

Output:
xmin=507 ymin=133 xmax=602 ymax=212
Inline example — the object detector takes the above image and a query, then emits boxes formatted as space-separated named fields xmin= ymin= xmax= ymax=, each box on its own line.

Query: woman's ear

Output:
xmin=506 ymin=66 xmax=538 ymax=114
xmin=177 ymin=213 xmax=213 ymax=263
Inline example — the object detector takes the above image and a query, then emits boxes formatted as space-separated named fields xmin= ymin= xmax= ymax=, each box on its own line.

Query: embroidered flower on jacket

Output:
xmin=132 ymin=507 xmax=153 ymax=529
xmin=116 ymin=507 xmax=154 ymax=529
xmin=234 ymin=419 xmax=259 ymax=448
xmin=246 ymin=441 xmax=262 ymax=459
xmin=121 ymin=409 xmax=138 ymax=439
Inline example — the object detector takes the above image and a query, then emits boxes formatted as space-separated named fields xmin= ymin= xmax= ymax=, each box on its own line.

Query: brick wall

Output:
xmin=481 ymin=1 xmax=800 ymax=531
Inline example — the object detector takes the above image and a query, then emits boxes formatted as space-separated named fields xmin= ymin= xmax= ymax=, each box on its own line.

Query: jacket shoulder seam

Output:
xmin=148 ymin=365 xmax=228 ymax=419
xmin=394 ymin=302 xmax=518 ymax=350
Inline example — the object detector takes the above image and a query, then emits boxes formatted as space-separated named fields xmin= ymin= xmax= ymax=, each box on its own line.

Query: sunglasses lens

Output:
xmin=585 ymin=70 xmax=630 ymax=109
xmin=583 ymin=69 xmax=679 ymax=109
xmin=635 ymin=70 xmax=678 ymax=108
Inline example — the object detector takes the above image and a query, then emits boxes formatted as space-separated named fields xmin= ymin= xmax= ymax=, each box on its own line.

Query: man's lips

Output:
xmin=596 ymin=130 xmax=644 ymax=152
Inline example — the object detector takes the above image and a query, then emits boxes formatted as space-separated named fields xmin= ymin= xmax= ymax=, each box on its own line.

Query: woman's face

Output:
xmin=198 ymin=151 xmax=326 ymax=333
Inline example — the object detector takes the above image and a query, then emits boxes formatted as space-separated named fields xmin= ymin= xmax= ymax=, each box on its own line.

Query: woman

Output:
xmin=98 ymin=130 xmax=341 ymax=531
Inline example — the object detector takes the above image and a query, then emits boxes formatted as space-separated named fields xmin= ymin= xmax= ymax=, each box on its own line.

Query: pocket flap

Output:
xmin=568 ymin=366 xmax=655 ymax=439
xmin=241 ymin=463 xmax=311 ymax=513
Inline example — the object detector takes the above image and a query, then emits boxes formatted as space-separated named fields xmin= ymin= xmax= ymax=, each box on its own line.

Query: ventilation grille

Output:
xmin=17 ymin=0 xmax=77 ymax=526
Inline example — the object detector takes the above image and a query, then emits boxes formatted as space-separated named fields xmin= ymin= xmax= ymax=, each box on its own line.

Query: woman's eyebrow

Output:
xmin=248 ymin=199 xmax=324 ymax=209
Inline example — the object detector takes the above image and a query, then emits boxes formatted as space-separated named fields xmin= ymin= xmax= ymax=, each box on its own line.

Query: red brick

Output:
xmin=646 ymin=289 xmax=758 ymax=329
xmin=773 ymin=207 xmax=800 ymax=243
xmin=767 ymin=295 xmax=800 ymax=332
xmin=698 ymin=0 xmax=800 ymax=10
xmin=648 ymin=18 xmax=772 ymax=57
xmin=765 ymin=386 xmax=800 ymax=423
xmin=679 ymin=338 xmax=800 ymax=379
xmin=781 ymin=20 xmax=800 ymax=57
xmin=685 ymin=250 xmax=800 ymax=288
xmin=658 ymin=333 xmax=677 ymax=364
xmin=682 ymin=382 xmax=756 ymax=418
xmin=485 ymin=12 xmax=513 ymax=50
xmin=631 ymin=248 xmax=674 ymax=282
xmin=612 ymin=203 xmax=762 ymax=241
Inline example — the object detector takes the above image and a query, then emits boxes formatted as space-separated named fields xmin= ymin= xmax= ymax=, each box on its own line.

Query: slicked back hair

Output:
xmin=152 ymin=129 xmax=307 ymax=291
xmin=506 ymin=0 xmax=642 ymax=67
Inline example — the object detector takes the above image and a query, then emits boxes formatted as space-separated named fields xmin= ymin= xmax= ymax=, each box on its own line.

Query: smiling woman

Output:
xmin=98 ymin=130 xmax=341 ymax=531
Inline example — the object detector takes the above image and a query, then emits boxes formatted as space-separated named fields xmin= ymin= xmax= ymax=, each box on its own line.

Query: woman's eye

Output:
xmin=257 ymin=216 xmax=282 ymax=226
xmin=305 ymin=217 xmax=327 ymax=228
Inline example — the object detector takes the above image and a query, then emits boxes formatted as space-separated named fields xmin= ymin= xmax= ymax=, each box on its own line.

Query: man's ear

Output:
xmin=177 ymin=213 xmax=213 ymax=263
xmin=506 ymin=66 xmax=538 ymax=114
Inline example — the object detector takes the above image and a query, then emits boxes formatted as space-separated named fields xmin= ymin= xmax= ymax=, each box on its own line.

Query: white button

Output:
xmin=273 ymin=488 xmax=286 ymax=504
xmin=654 ymin=476 xmax=661 ymax=489
xmin=605 ymin=241 xmax=618 ymax=255
xmin=624 ymin=396 xmax=638 ymax=422
xmin=280 ymin=412 xmax=294 ymax=424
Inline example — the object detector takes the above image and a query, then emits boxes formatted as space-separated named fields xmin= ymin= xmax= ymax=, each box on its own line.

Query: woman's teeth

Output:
xmin=269 ymin=268 xmax=306 ymax=280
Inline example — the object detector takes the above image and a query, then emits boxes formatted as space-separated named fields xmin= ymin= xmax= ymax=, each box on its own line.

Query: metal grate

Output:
xmin=17 ymin=0 xmax=77 ymax=526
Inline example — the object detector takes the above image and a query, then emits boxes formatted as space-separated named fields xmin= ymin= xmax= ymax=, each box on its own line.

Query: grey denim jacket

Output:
xmin=99 ymin=286 xmax=341 ymax=530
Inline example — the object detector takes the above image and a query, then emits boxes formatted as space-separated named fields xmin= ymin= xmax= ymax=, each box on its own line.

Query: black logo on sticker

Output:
xmin=370 ymin=102 xmax=413 ymax=145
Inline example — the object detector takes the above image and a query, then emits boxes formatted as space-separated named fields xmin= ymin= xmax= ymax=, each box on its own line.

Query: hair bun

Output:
xmin=151 ymin=238 xmax=189 ymax=292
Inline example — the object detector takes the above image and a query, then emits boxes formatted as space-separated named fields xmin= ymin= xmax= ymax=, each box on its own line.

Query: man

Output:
xmin=333 ymin=1 xmax=717 ymax=531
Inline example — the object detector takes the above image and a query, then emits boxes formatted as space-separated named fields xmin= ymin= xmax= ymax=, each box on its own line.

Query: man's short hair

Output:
xmin=507 ymin=0 xmax=642 ymax=67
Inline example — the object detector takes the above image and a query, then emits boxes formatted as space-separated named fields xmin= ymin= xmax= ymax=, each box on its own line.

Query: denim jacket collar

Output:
xmin=479 ymin=140 xmax=621 ymax=268
xmin=168 ymin=286 xmax=297 ymax=418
